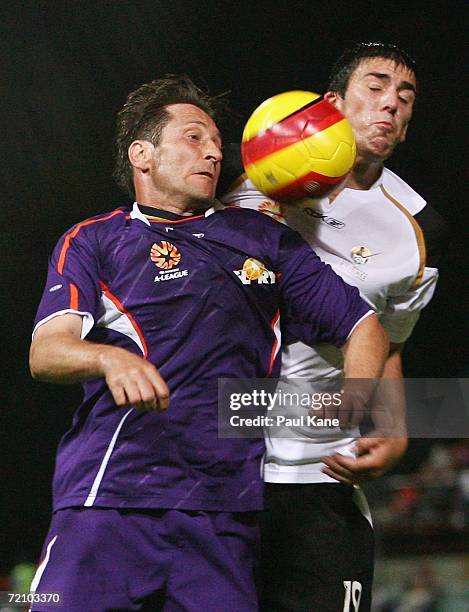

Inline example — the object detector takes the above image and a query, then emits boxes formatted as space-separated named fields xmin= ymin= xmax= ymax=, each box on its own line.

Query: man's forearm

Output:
xmin=29 ymin=314 xmax=169 ymax=412
xmin=30 ymin=331 xmax=124 ymax=384
xmin=322 ymin=343 xmax=408 ymax=483
xmin=371 ymin=345 xmax=408 ymax=441
xmin=342 ymin=314 xmax=389 ymax=379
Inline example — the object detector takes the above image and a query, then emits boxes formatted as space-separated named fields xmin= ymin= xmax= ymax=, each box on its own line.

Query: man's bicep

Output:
xmin=33 ymin=312 xmax=84 ymax=341
xmin=29 ymin=313 xmax=87 ymax=381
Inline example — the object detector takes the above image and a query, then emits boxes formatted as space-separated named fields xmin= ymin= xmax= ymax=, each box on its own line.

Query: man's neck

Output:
xmin=135 ymin=198 xmax=212 ymax=217
xmin=345 ymin=158 xmax=384 ymax=191
xmin=136 ymin=203 xmax=209 ymax=221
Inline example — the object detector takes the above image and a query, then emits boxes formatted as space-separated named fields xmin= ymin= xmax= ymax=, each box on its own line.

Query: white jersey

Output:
xmin=222 ymin=167 xmax=439 ymax=483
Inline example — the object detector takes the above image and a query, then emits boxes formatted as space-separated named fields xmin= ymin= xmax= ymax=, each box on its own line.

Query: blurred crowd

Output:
xmin=371 ymin=440 xmax=469 ymax=538
xmin=369 ymin=440 xmax=468 ymax=611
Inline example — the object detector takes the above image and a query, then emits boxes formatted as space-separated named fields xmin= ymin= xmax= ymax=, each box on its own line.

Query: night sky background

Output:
xmin=1 ymin=1 xmax=467 ymax=571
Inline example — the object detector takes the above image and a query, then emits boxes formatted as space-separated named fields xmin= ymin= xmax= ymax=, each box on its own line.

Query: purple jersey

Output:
xmin=34 ymin=203 xmax=371 ymax=512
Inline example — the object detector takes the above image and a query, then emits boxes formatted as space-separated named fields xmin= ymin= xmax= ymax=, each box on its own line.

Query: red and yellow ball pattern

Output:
xmin=241 ymin=91 xmax=356 ymax=201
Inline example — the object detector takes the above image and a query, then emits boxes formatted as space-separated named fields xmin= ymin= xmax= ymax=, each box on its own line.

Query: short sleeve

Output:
xmin=33 ymin=225 xmax=102 ymax=339
xmin=379 ymin=266 xmax=438 ymax=343
xmin=381 ymin=203 xmax=447 ymax=344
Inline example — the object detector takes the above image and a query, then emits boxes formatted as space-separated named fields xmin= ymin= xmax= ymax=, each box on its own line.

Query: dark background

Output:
xmin=1 ymin=1 xmax=467 ymax=571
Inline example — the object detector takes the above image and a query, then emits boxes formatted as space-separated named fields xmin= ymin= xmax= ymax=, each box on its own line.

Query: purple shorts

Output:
xmin=30 ymin=507 xmax=259 ymax=611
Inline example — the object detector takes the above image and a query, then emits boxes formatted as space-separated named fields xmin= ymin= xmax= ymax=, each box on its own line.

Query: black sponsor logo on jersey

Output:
xmin=303 ymin=207 xmax=345 ymax=229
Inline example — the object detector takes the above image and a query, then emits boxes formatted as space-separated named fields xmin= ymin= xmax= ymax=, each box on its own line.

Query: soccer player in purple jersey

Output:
xmin=29 ymin=76 xmax=389 ymax=611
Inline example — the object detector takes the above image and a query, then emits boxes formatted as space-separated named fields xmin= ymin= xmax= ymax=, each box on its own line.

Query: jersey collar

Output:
xmin=130 ymin=201 xmax=225 ymax=225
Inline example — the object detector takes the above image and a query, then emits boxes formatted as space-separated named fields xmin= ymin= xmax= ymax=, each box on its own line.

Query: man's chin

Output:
xmin=187 ymin=194 xmax=217 ymax=210
xmin=369 ymin=136 xmax=400 ymax=160
xmin=360 ymin=143 xmax=394 ymax=163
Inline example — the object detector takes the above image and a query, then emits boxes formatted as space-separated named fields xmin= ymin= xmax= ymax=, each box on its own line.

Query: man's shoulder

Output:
xmin=381 ymin=169 xmax=448 ymax=266
xmin=72 ymin=206 xmax=130 ymax=229
xmin=61 ymin=206 xmax=131 ymax=241
xmin=381 ymin=167 xmax=426 ymax=215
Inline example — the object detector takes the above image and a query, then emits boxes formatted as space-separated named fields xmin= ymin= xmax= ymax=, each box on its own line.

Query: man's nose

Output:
xmin=380 ymin=89 xmax=399 ymax=114
xmin=204 ymin=140 xmax=223 ymax=162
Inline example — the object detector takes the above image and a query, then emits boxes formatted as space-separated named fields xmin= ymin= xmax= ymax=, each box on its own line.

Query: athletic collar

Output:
xmin=130 ymin=201 xmax=225 ymax=225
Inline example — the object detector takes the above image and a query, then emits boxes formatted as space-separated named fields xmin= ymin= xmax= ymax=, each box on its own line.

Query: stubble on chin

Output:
xmin=359 ymin=134 xmax=396 ymax=163
xmin=186 ymin=195 xmax=218 ymax=210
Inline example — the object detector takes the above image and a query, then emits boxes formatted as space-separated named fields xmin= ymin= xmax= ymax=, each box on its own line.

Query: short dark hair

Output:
xmin=328 ymin=42 xmax=416 ymax=98
xmin=114 ymin=75 xmax=218 ymax=198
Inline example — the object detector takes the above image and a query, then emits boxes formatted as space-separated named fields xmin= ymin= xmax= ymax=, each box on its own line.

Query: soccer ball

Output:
xmin=241 ymin=90 xmax=356 ymax=201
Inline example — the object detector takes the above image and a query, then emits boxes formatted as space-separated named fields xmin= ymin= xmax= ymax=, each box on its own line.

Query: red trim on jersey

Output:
xmin=242 ymin=98 xmax=343 ymax=165
xmin=99 ymin=281 xmax=149 ymax=359
xmin=267 ymin=310 xmax=281 ymax=376
xmin=57 ymin=210 xmax=125 ymax=274
xmin=268 ymin=169 xmax=348 ymax=201
xmin=148 ymin=214 xmax=206 ymax=224
xmin=69 ymin=283 xmax=79 ymax=310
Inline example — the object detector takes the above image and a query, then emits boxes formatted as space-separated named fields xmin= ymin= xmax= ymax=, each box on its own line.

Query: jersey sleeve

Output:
xmin=380 ymin=203 xmax=447 ymax=344
xmin=276 ymin=228 xmax=373 ymax=348
xmin=379 ymin=267 xmax=438 ymax=343
xmin=33 ymin=224 xmax=102 ymax=339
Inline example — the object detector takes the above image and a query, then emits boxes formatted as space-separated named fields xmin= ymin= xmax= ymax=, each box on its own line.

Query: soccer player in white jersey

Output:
xmin=221 ymin=42 xmax=447 ymax=611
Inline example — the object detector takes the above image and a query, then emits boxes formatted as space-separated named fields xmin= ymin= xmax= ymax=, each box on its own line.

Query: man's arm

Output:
xmin=342 ymin=314 xmax=389 ymax=379
xmin=322 ymin=313 xmax=389 ymax=430
xmin=30 ymin=314 xmax=169 ymax=412
xmin=322 ymin=342 xmax=408 ymax=485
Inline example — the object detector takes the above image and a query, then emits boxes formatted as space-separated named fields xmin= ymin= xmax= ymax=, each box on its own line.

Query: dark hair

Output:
xmin=114 ymin=75 xmax=219 ymax=198
xmin=328 ymin=42 xmax=416 ymax=98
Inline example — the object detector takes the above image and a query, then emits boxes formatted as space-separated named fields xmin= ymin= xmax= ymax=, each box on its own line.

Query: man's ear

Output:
xmin=324 ymin=90 xmax=347 ymax=115
xmin=128 ymin=140 xmax=154 ymax=171
xmin=324 ymin=91 xmax=339 ymax=107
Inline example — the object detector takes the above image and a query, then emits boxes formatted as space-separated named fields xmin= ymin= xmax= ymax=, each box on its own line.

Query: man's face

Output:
xmin=328 ymin=57 xmax=417 ymax=162
xmin=149 ymin=103 xmax=222 ymax=205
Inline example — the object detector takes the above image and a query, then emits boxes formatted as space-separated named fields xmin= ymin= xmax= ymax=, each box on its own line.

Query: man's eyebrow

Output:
xmin=364 ymin=72 xmax=417 ymax=93
xmin=185 ymin=121 xmax=222 ymax=143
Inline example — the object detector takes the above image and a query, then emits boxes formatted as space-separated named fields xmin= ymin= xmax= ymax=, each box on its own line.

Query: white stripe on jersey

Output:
xmin=84 ymin=409 xmax=133 ymax=507
xmin=97 ymin=293 xmax=146 ymax=355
